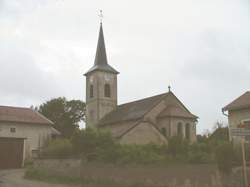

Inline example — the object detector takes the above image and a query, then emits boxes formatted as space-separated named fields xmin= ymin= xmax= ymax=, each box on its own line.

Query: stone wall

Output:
xmin=33 ymin=159 xmax=81 ymax=177
xmin=33 ymin=159 xmax=221 ymax=186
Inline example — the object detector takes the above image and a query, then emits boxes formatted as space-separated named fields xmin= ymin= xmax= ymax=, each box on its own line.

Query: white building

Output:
xmin=222 ymin=91 xmax=250 ymax=143
xmin=0 ymin=106 xmax=59 ymax=169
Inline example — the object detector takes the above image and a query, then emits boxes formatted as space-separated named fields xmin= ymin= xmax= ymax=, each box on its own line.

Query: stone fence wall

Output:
xmin=33 ymin=159 xmax=81 ymax=177
xmin=32 ymin=159 xmax=245 ymax=187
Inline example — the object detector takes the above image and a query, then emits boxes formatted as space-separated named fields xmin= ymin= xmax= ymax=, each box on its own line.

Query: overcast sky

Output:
xmin=0 ymin=0 xmax=249 ymax=133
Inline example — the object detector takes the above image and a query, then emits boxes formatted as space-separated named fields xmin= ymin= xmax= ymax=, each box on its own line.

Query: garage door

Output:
xmin=0 ymin=137 xmax=24 ymax=169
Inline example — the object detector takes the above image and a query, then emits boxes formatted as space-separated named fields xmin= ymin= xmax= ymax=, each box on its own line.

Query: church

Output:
xmin=84 ymin=23 xmax=198 ymax=144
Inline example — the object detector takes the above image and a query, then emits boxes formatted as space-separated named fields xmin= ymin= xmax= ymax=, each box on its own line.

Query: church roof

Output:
xmin=223 ymin=91 xmax=250 ymax=111
xmin=98 ymin=92 xmax=197 ymax=126
xmin=158 ymin=105 xmax=198 ymax=119
xmin=85 ymin=23 xmax=119 ymax=75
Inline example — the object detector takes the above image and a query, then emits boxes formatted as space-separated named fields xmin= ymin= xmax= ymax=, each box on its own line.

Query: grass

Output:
xmin=24 ymin=168 xmax=153 ymax=187
xmin=24 ymin=168 xmax=82 ymax=186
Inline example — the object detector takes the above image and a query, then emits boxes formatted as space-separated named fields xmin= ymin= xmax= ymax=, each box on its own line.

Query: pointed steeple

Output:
xmin=85 ymin=23 xmax=119 ymax=75
xmin=94 ymin=23 xmax=108 ymax=66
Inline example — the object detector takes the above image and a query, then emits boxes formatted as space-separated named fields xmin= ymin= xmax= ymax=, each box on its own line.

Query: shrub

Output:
xmin=41 ymin=139 xmax=74 ymax=158
xmin=71 ymin=128 xmax=116 ymax=160
xmin=167 ymin=136 xmax=189 ymax=158
xmin=215 ymin=142 xmax=234 ymax=174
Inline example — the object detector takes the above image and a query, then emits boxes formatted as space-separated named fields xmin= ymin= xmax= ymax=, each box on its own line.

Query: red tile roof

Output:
xmin=223 ymin=91 xmax=250 ymax=111
xmin=0 ymin=106 xmax=53 ymax=125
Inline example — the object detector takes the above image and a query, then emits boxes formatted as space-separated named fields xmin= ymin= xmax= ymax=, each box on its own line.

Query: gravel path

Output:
xmin=0 ymin=169 xmax=75 ymax=187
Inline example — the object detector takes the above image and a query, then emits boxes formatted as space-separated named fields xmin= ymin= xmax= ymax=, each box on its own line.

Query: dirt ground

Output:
xmin=0 ymin=169 xmax=76 ymax=187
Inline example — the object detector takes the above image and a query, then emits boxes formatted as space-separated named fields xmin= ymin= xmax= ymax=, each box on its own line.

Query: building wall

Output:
xmin=228 ymin=108 xmax=250 ymax=142
xmin=0 ymin=122 xmax=54 ymax=159
xmin=86 ymin=71 xmax=117 ymax=127
xmin=120 ymin=121 xmax=167 ymax=145
xmin=102 ymin=120 xmax=137 ymax=138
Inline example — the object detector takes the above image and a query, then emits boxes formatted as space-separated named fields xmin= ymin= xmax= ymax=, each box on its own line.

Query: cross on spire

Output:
xmin=168 ymin=85 xmax=171 ymax=92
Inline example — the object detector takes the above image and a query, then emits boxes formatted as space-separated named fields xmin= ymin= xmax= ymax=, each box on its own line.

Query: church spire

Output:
xmin=85 ymin=21 xmax=119 ymax=75
xmin=94 ymin=23 xmax=108 ymax=66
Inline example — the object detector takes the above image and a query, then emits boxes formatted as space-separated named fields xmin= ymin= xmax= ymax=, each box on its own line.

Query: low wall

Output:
xmin=80 ymin=163 xmax=219 ymax=186
xmin=33 ymin=159 xmax=222 ymax=186
xmin=33 ymin=159 xmax=81 ymax=177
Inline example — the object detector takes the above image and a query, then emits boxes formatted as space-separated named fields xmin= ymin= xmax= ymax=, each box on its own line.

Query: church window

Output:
xmin=10 ymin=127 xmax=16 ymax=133
xmin=161 ymin=127 xmax=166 ymax=137
xmin=104 ymin=84 xmax=111 ymax=97
xmin=186 ymin=123 xmax=191 ymax=140
xmin=177 ymin=122 xmax=183 ymax=137
xmin=90 ymin=85 xmax=94 ymax=98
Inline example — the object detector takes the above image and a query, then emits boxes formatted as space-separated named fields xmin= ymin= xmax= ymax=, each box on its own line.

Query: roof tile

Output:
xmin=0 ymin=106 xmax=53 ymax=125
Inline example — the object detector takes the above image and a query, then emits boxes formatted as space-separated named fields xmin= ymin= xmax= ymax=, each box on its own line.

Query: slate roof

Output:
xmin=85 ymin=23 xmax=119 ymax=75
xmin=0 ymin=106 xmax=53 ymax=125
xmin=98 ymin=93 xmax=167 ymax=125
xmin=223 ymin=91 xmax=250 ymax=111
xmin=98 ymin=92 xmax=197 ymax=126
xmin=158 ymin=105 xmax=198 ymax=119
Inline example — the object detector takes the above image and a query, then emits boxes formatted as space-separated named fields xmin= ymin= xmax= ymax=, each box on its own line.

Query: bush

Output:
xmin=167 ymin=136 xmax=189 ymax=158
xmin=215 ymin=142 xmax=234 ymax=174
xmin=71 ymin=128 xmax=116 ymax=160
xmin=41 ymin=139 xmax=74 ymax=158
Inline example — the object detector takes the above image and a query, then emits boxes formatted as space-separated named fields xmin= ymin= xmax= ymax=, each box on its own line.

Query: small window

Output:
xmin=10 ymin=127 xmax=16 ymax=133
xmin=104 ymin=84 xmax=111 ymax=97
xmin=90 ymin=85 xmax=94 ymax=98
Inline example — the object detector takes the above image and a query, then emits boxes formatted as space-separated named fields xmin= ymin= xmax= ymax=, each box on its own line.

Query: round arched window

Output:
xmin=104 ymin=84 xmax=111 ymax=97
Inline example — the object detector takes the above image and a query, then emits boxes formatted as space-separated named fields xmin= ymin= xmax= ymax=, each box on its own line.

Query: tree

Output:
xmin=209 ymin=121 xmax=229 ymax=143
xmin=38 ymin=97 xmax=85 ymax=138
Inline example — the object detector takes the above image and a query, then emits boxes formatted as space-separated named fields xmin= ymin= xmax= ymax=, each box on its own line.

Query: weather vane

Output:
xmin=99 ymin=10 xmax=103 ymax=24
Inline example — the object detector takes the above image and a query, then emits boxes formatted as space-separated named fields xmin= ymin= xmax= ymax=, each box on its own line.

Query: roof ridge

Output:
xmin=117 ymin=92 xmax=168 ymax=108
xmin=0 ymin=105 xmax=30 ymax=110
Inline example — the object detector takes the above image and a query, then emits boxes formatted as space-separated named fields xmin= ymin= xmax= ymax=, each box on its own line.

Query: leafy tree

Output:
xmin=209 ymin=121 xmax=229 ymax=142
xmin=38 ymin=97 xmax=85 ymax=138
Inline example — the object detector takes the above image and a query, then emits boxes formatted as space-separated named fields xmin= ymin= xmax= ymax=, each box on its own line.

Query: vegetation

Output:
xmin=37 ymin=119 xmax=247 ymax=176
xmin=39 ymin=126 xmax=231 ymax=166
xmin=25 ymin=168 xmax=165 ymax=187
xmin=215 ymin=142 xmax=234 ymax=174
xmin=25 ymin=168 xmax=82 ymax=185
xmin=38 ymin=97 xmax=85 ymax=138
xmin=41 ymin=139 xmax=74 ymax=158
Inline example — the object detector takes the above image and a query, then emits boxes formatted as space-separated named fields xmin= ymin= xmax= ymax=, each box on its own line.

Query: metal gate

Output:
xmin=0 ymin=137 xmax=24 ymax=169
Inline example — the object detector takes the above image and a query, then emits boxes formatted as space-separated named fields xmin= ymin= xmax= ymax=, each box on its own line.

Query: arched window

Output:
xmin=161 ymin=127 xmax=166 ymax=137
xmin=177 ymin=122 xmax=183 ymax=137
xmin=104 ymin=84 xmax=111 ymax=97
xmin=186 ymin=123 xmax=190 ymax=140
xmin=90 ymin=85 xmax=94 ymax=98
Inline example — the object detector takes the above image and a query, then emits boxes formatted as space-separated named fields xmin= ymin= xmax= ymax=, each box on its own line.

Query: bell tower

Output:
xmin=84 ymin=22 xmax=119 ymax=128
